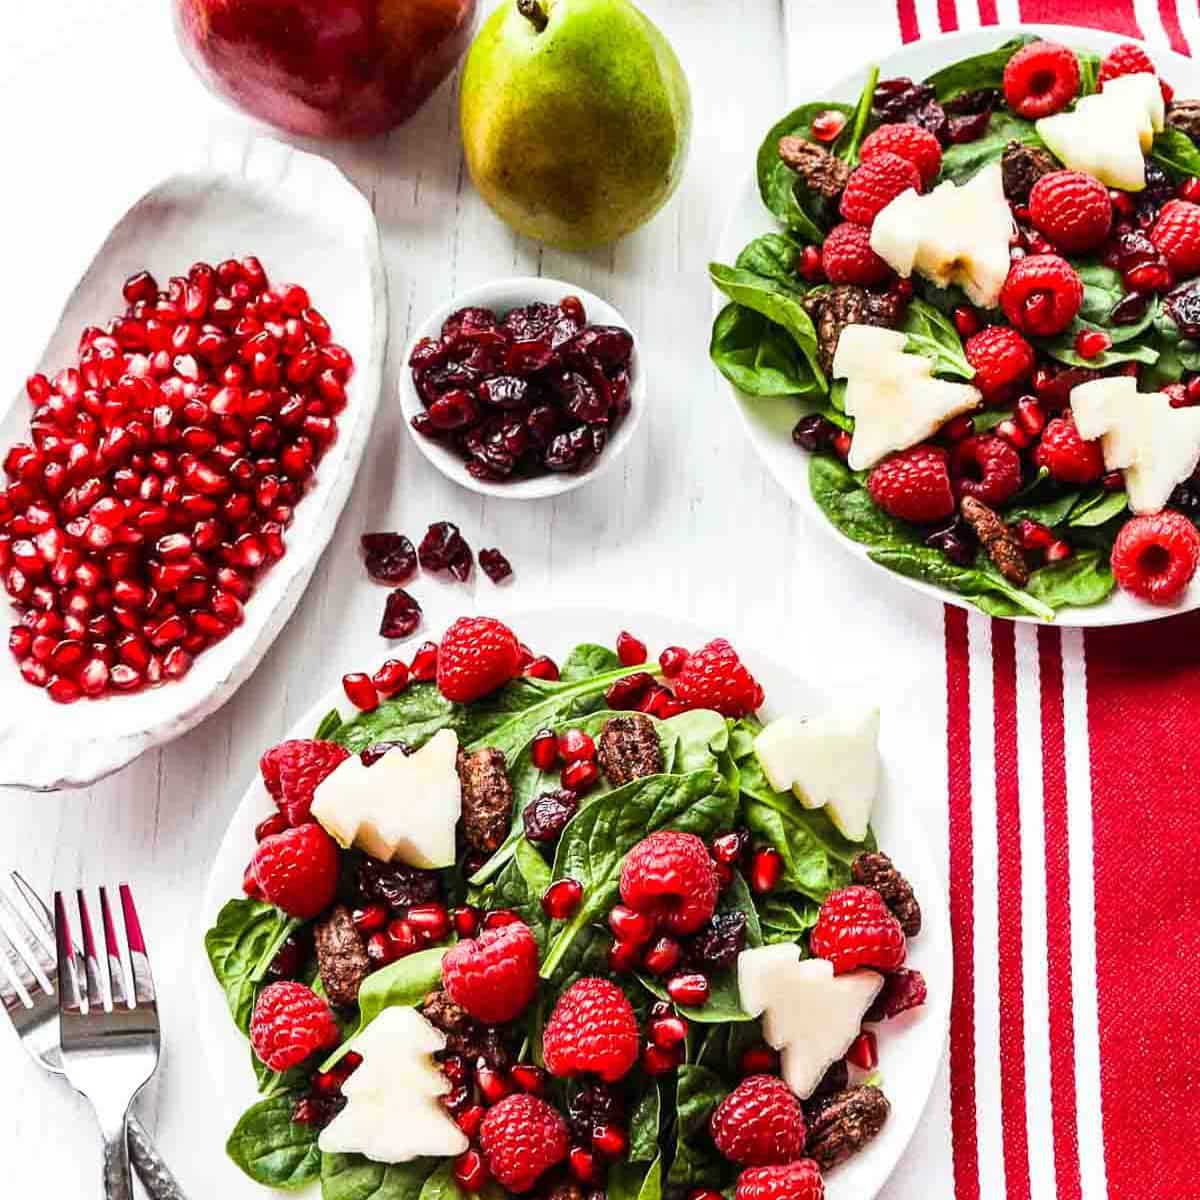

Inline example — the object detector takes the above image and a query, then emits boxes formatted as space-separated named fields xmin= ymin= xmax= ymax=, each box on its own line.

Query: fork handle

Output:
xmin=129 ymin=1114 xmax=188 ymax=1199
xmin=99 ymin=1109 xmax=133 ymax=1200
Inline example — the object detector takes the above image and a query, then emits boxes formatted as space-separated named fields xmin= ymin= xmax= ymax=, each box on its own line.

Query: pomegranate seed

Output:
xmin=641 ymin=1042 xmax=683 ymax=1075
xmin=750 ymin=846 xmax=784 ymax=893
xmin=406 ymin=903 xmax=450 ymax=941
xmin=255 ymin=813 xmax=290 ymax=842
xmin=592 ymin=1124 xmax=628 ymax=1158
xmin=510 ymin=1064 xmax=546 ymax=1096
xmin=690 ymin=1191 xmax=725 ymax=1200
xmin=1017 ymin=519 xmax=1054 ymax=550
xmin=831 ymin=430 xmax=852 ymax=458
xmin=109 ymin=663 xmax=141 ymax=690
xmin=558 ymin=728 xmax=595 ymax=763
xmin=605 ymin=670 xmax=657 ymax=710
xmin=475 ymin=1063 xmax=513 ymax=1104
xmin=607 ymin=937 xmax=643 ymax=972
xmin=520 ymin=654 xmax=556 ymax=680
xmin=482 ymin=909 xmax=520 ymax=930
xmin=47 ymin=675 xmax=82 ymax=704
xmin=952 ymin=306 xmax=980 ymax=339
xmin=658 ymin=646 xmax=688 ymax=677
xmin=365 ymin=931 xmax=393 ymax=967
xmin=456 ymin=1105 xmax=486 ymax=1140
xmin=796 ymin=245 xmax=825 ymax=283
xmin=451 ymin=906 xmax=480 ymax=938
xmin=350 ymin=904 xmax=388 ymax=935
xmin=78 ymin=658 xmax=110 ymax=696
xmin=650 ymin=1015 xmax=689 ymax=1048
xmin=242 ymin=862 xmax=261 ymax=897
xmin=1102 ymin=470 xmax=1124 ymax=491
xmin=568 ymin=1147 xmax=601 ymax=1186
xmin=530 ymin=729 xmax=559 ymax=770
xmin=642 ymin=936 xmax=682 ymax=976
xmin=385 ymin=918 xmax=420 ymax=958
xmin=846 ymin=1030 xmax=878 ymax=1071
xmin=711 ymin=830 xmax=747 ymax=864
xmin=1016 ymin=395 xmax=1046 ymax=435
xmin=1074 ymin=329 xmax=1112 ymax=359
xmin=1045 ymin=539 xmax=1073 ymax=563
xmin=810 ymin=109 xmax=847 ymax=142
xmin=453 ymin=1149 xmax=488 ymax=1192
xmin=616 ymin=631 xmax=648 ymax=666
xmin=371 ymin=658 xmax=410 ymax=696
xmin=608 ymin=904 xmax=656 ymax=944
xmin=666 ymin=973 xmax=709 ymax=1007
xmin=942 ymin=414 xmax=975 ymax=443
xmin=342 ymin=672 xmax=379 ymax=711
xmin=561 ymin=759 xmax=598 ymax=793
xmin=739 ymin=1044 xmax=780 ymax=1075
xmin=410 ymin=641 xmax=438 ymax=682
xmin=542 ymin=878 xmax=584 ymax=920
xmin=994 ymin=418 xmax=1030 ymax=450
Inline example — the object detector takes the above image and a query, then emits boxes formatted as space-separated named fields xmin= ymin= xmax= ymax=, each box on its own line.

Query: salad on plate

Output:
xmin=204 ymin=616 xmax=928 ymax=1199
xmin=710 ymin=34 xmax=1200 ymax=619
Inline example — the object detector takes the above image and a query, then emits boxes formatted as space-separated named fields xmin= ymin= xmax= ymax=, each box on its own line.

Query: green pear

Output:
xmin=460 ymin=0 xmax=691 ymax=250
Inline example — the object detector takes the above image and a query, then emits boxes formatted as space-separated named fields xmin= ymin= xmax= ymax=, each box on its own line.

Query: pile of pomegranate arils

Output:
xmin=0 ymin=257 xmax=353 ymax=703
xmin=409 ymin=297 xmax=635 ymax=481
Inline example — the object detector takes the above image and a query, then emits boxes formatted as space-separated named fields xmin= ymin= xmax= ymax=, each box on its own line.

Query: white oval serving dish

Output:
xmin=0 ymin=135 xmax=388 ymax=791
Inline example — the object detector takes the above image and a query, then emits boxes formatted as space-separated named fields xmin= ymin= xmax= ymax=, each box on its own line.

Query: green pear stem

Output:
xmin=518 ymin=0 xmax=549 ymax=32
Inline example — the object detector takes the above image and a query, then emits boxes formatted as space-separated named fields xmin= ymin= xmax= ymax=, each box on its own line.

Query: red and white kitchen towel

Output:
xmin=783 ymin=3 xmax=1200 ymax=1197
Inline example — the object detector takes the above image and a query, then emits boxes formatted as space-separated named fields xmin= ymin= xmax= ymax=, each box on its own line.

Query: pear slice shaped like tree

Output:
xmin=737 ymin=944 xmax=883 ymax=1099
xmin=833 ymin=325 xmax=981 ymax=471
xmin=1037 ymin=73 xmax=1164 ymax=192
xmin=753 ymin=707 xmax=880 ymax=842
xmin=869 ymin=162 xmax=1014 ymax=307
xmin=310 ymin=728 xmax=461 ymax=868
xmin=1071 ymin=376 xmax=1200 ymax=514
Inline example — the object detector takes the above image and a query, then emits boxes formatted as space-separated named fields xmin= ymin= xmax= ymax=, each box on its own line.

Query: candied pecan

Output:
xmin=852 ymin=850 xmax=922 ymax=936
xmin=805 ymin=1086 xmax=890 ymax=1170
xmin=801 ymin=1059 xmax=850 ymax=1120
xmin=1000 ymin=140 xmax=1057 ymax=204
xmin=1168 ymin=99 xmax=1200 ymax=144
xmin=313 ymin=904 xmax=370 ymax=1008
xmin=596 ymin=713 xmax=663 ymax=787
xmin=960 ymin=496 xmax=1029 ymax=586
xmin=778 ymin=136 xmax=852 ymax=201
xmin=420 ymin=989 xmax=509 ymax=1065
xmin=457 ymin=747 xmax=513 ymax=854
xmin=358 ymin=857 xmax=442 ymax=909
xmin=803 ymin=286 xmax=906 ymax=378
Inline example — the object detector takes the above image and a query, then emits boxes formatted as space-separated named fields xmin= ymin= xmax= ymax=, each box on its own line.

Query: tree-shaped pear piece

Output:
xmin=310 ymin=728 xmax=461 ymax=867
xmin=318 ymin=1007 xmax=470 ymax=1163
xmin=833 ymin=325 xmax=981 ymax=471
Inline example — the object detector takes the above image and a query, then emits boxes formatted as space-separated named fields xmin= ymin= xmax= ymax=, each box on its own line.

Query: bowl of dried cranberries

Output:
xmin=400 ymin=277 xmax=644 ymax=498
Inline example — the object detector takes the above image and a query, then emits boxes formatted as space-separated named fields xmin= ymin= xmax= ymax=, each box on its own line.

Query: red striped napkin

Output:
xmin=783 ymin=2 xmax=1200 ymax=1196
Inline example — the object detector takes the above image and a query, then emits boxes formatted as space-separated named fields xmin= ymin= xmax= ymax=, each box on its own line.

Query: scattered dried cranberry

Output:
xmin=360 ymin=740 xmax=412 ymax=766
xmin=380 ymin=589 xmax=422 ymax=639
xmin=942 ymin=88 xmax=998 ymax=144
xmin=418 ymin=521 xmax=473 ymax=580
xmin=523 ymin=789 xmax=579 ymax=843
xmin=685 ymin=911 xmax=748 ymax=971
xmin=361 ymin=532 xmax=417 ymax=584
xmin=478 ymin=547 xmax=513 ymax=583
xmin=872 ymin=76 xmax=947 ymax=142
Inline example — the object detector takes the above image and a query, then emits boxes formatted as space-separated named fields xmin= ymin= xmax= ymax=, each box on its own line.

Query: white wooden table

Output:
xmin=0 ymin=1 xmax=949 ymax=1192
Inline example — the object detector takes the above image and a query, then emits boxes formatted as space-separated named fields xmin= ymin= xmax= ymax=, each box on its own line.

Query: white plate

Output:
xmin=399 ymin=277 xmax=645 ymax=500
xmin=715 ymin=25 xmax=1200 ymax=626
xmin=0 ymin=135 xmax=388 ymax=790
xmin=194 ymin=607 xmax=951 ymax=1200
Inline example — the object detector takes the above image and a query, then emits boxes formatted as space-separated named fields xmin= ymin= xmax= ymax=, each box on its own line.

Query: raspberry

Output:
xmin=251 ymin=823 xmax=339 ymax=920
xmin=1151 ymin=200 xmax=1200 ymax=277
xmin=963 ymin=326 xmax=1035 ymax=399
xmin=619 ymin=830 xmax=719 ymax=934
xmin=1029 ymin=171 xmax=1113 ymax=254
xmin=810 ymin=885 xmax=907 ymax=975
xmin=736 ymin=1161 xmax=826 ymax=1200
xmin=865 ymin=967 xmax=928 ymax=1021
xmin=478 ymin=1094 xmax=569 ymax=1193
xmin=866 ymin=445 xmax=955 ymax=523
xmin=839 ymin=153 xmax=922 ymax=226
xmin=249 ymin=981 xmax=340 ymax=1071
xmin=259 ymin=739 xmax=350 ymax=826
xmin=821 ymin=222 xmax=891 ymax=286
xmin=1033 ymin=412 xmax=1104 ymax=484
xmin=1000 ymin=254 xmax=1084 ymax=337
xmin=859 ymin=123 xmax=942 ymax=188
xmin=710 ymin=1075 xmax=807 ymax=1166
xmin=542 ymin=977 xmax=640 ymax=1083
xmin=1111 ymin=511 xmax=1200 ymax=603
xmin=952 ymin=435 xmax=1023 ymax=506
xmin=441 ymin=919 xmax=539 ymax=1025
xmin=436 ymin=616 xmax=522 ymax=703
xmin=673 ymin=637 xmax=763 ymax=718
xmin=1099 ymin=42 xmax=1173 ymax=103
xmin=1002 ymin=40 xmax=1080 ymax=119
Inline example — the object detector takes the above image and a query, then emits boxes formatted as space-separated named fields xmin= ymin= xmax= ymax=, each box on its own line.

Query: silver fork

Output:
xmin=55 ymin=884 xmax=164 ymax=1200
xmin=0 ymin=874 xmax=185 ymax=1198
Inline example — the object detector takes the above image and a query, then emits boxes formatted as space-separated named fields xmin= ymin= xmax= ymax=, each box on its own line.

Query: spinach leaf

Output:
xmin=610 ymin=1157 xmax=663 ymax=1200
xmin=1003 ymin=484 xmax=1084 ymax=528
xmin=925 ymin=35 xmax=1034 ymax=99
xmin=417 ymin=1161 xmax=505 ymax=1200
xmin=710 ymin=304 xmax=819 ymax=398
xmin=834 ymin=66 xmax=880 ymax=164
xmin=735 ymin=234 xmax=807 ymax=294
xmin=974 ymin=407 xmax=1011 ymax=433
xmin=940 ymin=112 xmax=1041 ymax=182
xmin=667 ymin=1067 xmax=733 ymax=1189
xmin=226 ymin=1093 xmax=321 ymax=1189
xmin=1026 ymin=549 xmax=1115 ymax=608
xmin=629 ymin=1085 xmax=662 ymax=1162
xmin=1152 ymin=126 xmax=1200 ymax=179
xmin=476 ymin=840 xmax=553 ymax=952
xmin=206 ymin=899 xmax=299 ymax=1035
xmin=695 ymin=1022 xmax=768 ymax=1074
xmin=540 ymin=770 xmax=738 ymax=979
xmin=321 ymin=1154 xmax=439 ymax=1200
xmin=636 ymin=872 xmax=762 ymax=1021
xmin=1068 ymin=489 xmax=1128 ymax=528
xmin=1147 ymin=304 xmax=1200 ymax=385
xmin=314 ymin=708 xmax=344 ymax=740
xmin=902 ymin=298 xmax=975 ymax=380
xmin=667 ymin=709 xmax=729 ymax=773
xmin=330 ymin=684 xmax=459 ymax=754
xmin=808 ymin=454 xmax=920 ymax=549
xmin=559 ymin=643 xmax=622 ymax=682
xmin=709 ymin=265 xmax=826 ymax=392
xmin=758 ymin=894 xmax=820 ymax=942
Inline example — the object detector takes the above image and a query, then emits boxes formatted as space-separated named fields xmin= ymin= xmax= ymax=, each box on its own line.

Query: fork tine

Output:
xmin=98 ymin=887 xmax=127 ymax=1009
xmin=53 ymin=892 xmax=82 ymax=1016
xmin=0 ymin=885 xmax=55 ymax=984
xmin=75 ymin=891 xmax=106 ymax=1011
xmin=10 ymin=872 xmax=54 ymax=940
xmin=0 ymin=924 xmax=33 ymax=1009
xmin=119 ymin=884 xmax=155 ymax=1006
xmin=0 ymin=903 xmax=47 ymax=1000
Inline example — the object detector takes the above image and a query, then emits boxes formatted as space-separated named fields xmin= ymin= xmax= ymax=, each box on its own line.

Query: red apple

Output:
xmin=174 ymin=0 xmax=477 ymax=139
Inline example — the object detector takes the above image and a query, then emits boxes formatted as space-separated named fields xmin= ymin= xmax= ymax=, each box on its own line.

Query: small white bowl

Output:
xmin=399 ymin=276 xmax=644 ymax=499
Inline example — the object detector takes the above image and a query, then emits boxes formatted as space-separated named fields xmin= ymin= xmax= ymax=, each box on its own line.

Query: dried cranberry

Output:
xmin=566 ymin=1082 xmax=624 ymax=1143
xmin=478 ymin=547 xmax=513 ymax=583
xmin=442 ymin=307 xmax=498 ymax=342
xmin=418 ymin=522 xmax=473 ymax=579
xmin=522 ymin=789 xmax=579 ymax=843
xmin=865 ymin=967 xmax=927 ymax=1021
xmin=380 ymin=588 xmax=422 ymax=639
xmin=358 ymin=858 xmax=442 ymax=909
xmin=1135 ymin=162 xmax=1175 ymax=228
xmin=429 ymin=390 xmax=480 ymax=431
xmin=685 ymin=911 xmax=748 ymax=971
xmin=563 ymin=326 xmax=634 ymax=370
xmin=557 ymin=371 xmax=610 ymax=425
xmin=506 ymin=340 xmax=556 ymax=374
xmin=526 ymin=404 xmax=563 ymax=447
xmin=501 ymin=302 xmax=560 ymax=341
xmin=361 ymin=532 xmax=417 ymax=584
xmin=544 ymin=426 xmax=602 ymax=472
xmin=1109 ymin=290 xmax=1153 ymax=326
xmin=361 ymin=740 xmax=414 ymax=766
xmin=1166 ymin=280 xmax=1200 ymax=338
xmin=265 ymin=931 xmax=309 ymax=980
xmin=942 ymin=88 xmax=997 ymax=144
xmin=1105 ymin=228 xmax=1162 ymax=273
xmin=792 ymin=414 xmax=835 ymax=452
xmin=924 ymin=519 xmax=975 ymax=567
xmin=872 ymin=76 xmax=947 ymax=142
xmin=478 ymin=376 xmax=530 ymax=409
